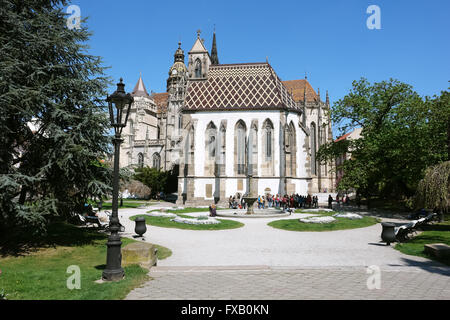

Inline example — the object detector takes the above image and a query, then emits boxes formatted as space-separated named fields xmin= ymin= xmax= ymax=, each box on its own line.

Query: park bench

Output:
xmin=77 ymin=213 xmax=109 ymax=229
xmin=395 ymin=213 xmax=437 ymax=242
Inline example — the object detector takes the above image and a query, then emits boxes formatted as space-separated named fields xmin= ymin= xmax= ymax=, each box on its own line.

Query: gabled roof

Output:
xmin=282 ymin=79 xmax=318 ymax=103
xmin=189 ymin=37 xmax=208 ymax=53
xmin=184 ymin=62 xmax=299 ymax=111
xmin=131 ymin=74 xmax=150 ymax=97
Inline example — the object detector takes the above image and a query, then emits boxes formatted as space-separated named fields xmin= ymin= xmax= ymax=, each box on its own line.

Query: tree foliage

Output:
xmin=415 ymin=161 xmax=450 ymax=216
xmin=133 ymin=165 xmax=179 ymax=197
xmin=133 ymin=167 xmax=168 ymax=197
xmin=0 ymin=0 xmax=112 ymax=235
xmin=317 ymin=78 xmax=449 ymax=200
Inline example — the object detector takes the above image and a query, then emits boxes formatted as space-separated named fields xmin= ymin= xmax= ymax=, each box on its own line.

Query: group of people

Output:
xmin=228 ymin=195 xmax=247 ymax=210
xmin=327 ymin=194 xmax=352 ymax=208
xmin=229 ymin=193 xmax=320 ymax=210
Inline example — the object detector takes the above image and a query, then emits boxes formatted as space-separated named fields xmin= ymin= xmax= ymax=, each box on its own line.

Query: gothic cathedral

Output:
xmin=119 ymin=30 xmax=335 ymax=205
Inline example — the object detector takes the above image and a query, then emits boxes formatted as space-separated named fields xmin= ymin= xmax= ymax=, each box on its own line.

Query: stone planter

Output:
xmin=381 ymin=222 xmax=396 ymax=245
xmin=134 ymin=217 xmax=147 ymax=237
xmin=122 ymin=242 xmax=158 ymax=269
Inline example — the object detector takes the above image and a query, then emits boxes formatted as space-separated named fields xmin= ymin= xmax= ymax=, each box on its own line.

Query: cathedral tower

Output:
xmin=187 ymin=30 xmax=211 ymax=80
xmin=164 ymin=41 xmax=188 ymax=169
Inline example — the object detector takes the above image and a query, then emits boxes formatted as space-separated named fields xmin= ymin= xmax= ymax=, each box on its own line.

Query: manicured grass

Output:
xmin=0 ymin=223 xmax=169 ymax=300
xmin=101 ymin=200 xmax=151 ymax=210
xmin=268 ymin=216 xmax=379 ymax=232
xmin=153 ymin=244 xmax=172 ymax=260
xmin=395 ymin=225 xmax=450 ymax=266
xmin=130 ymin=214 xmax=244 ymax=230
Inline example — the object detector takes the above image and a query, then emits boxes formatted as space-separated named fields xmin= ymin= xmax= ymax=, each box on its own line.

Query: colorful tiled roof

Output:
xmin=334 ymin=132 xmax=351 ymax=142
xmin=282 ymin=79 xmax=318 ymax=103
xmin=152 ymin=92 xmax=168 ymax=113
xmin=184 ymin=63 xmax=299 ymax=111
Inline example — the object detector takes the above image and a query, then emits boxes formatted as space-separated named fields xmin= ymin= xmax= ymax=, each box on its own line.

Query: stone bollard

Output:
xmin=122 ymin=242 xmax=158 ymax=269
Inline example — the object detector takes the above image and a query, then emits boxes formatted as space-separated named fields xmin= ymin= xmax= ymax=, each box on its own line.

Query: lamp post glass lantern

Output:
xmin=102 ymin=78 xmax=134 ymax=281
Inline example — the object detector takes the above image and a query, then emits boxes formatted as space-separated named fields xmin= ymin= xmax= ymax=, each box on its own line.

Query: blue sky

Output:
xmin=72 ymin=0 xmax=449 ymax=137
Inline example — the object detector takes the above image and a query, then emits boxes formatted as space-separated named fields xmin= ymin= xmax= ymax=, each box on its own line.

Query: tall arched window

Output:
xmin=236 ymin=120 xmax=247 ymax=175
xmin=287 ymin=122 xmax=297 ymax=176
xmin=310 ymin=122 xmax=317 ymax=175
xmin=262 ymin=119 xmax=274 ymax=176
xmin=195 ymin=58 xmax=202 ymax=78
xmin=129 ymin=120 xmax=134 ymax=145
xmin=152 ymin=153 xmax=161 ymax=171
xmin=205 ymin=122 xmax=217 ymax=159
xmin=157 ymin=125 xmax=161 ymax=140
xmin=138 ymin=153 xmax=144 ymax=168
xmin=264 ymin=119 xmax=274 ymax=159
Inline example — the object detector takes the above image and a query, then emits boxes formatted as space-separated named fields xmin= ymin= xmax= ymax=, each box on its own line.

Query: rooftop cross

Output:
xmin=197 ymin=29 xmax=201 ymax=38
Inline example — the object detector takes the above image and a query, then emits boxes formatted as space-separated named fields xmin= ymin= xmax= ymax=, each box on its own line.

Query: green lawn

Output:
xmin=131 ymin=214 xmax=244 ymax=230
xmin=268 ymin=215 xmax=379 ymax=232
xmin=395 ymin=223 xmax=450 ymax=266
xmin=0 ymin=223 xmax=170 ymax=300
xmin=101 ymin=200 xmax=152 ymax=210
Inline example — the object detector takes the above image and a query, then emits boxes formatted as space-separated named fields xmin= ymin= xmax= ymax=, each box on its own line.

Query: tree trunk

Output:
xmin=18 ymin=187 xmax=27 ymax=205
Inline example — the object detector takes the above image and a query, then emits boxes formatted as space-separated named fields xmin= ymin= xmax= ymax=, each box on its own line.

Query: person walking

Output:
xmin=328 ymin=194 xmax=333 ymax=209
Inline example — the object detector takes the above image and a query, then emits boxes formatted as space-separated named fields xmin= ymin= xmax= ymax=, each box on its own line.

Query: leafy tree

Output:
xmin=0 ymin=0 xmax=112 ymax=236
xmin=414 ymin=161 xmax=450 ymax=221
xmin=318 ymin=78 xmax=448 ymax=203
xmin=134 ymin=167 xmax=168 ymax=197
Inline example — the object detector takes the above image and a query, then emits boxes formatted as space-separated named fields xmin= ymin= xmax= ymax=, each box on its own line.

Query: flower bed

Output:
xmin=299 ymin=216 xmax=336 ymax=224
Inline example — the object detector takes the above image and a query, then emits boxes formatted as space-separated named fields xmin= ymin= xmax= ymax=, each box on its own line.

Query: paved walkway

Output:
xmin=117 ymin=203 xmax=450 ymax=300
xmin=126 ymin=266 xmax=450 ymax=300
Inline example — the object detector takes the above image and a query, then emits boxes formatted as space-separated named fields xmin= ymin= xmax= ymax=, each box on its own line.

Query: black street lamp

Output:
xmin=102 ymin=78 xmax=134 ymax=281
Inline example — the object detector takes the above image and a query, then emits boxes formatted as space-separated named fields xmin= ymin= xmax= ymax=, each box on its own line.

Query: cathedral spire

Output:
xmin=326 ymin=90 xmax=329 ymax=106
xmin=210 ymin=29 xmax=219 ymax=65
xmin=132 ymin=74 xmax=150 ymax=97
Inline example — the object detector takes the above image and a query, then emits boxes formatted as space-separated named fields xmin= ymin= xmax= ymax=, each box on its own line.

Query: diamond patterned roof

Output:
xmin=184 ymin=63 xmax=299 ymax=111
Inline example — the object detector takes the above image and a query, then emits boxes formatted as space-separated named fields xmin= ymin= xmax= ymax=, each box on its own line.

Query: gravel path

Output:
xmin=116 ymin=204 xmax=445 ymax=270
xmin=118 ymin=203 xmax=449 ymax=300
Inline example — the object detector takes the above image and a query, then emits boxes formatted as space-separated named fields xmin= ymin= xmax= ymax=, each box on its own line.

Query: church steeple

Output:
xmin=210 ymin=29 xmax=219 ymax=65
xmin=131 ymin=73 xmax=150 ymax=97
xmin=174 ymin=41 xmax=184 ymax=63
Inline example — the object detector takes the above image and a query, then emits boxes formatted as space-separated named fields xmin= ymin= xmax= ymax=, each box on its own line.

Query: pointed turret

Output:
xmin=132 ymin=73 xmax=150 ymax=97
xmin=326 ymin=90 xmax=330 ymax=106
xmin=188 ymin=29 xmax=212 ymax=79
xmin=210 ymin=29 xmax=219 ymax=65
